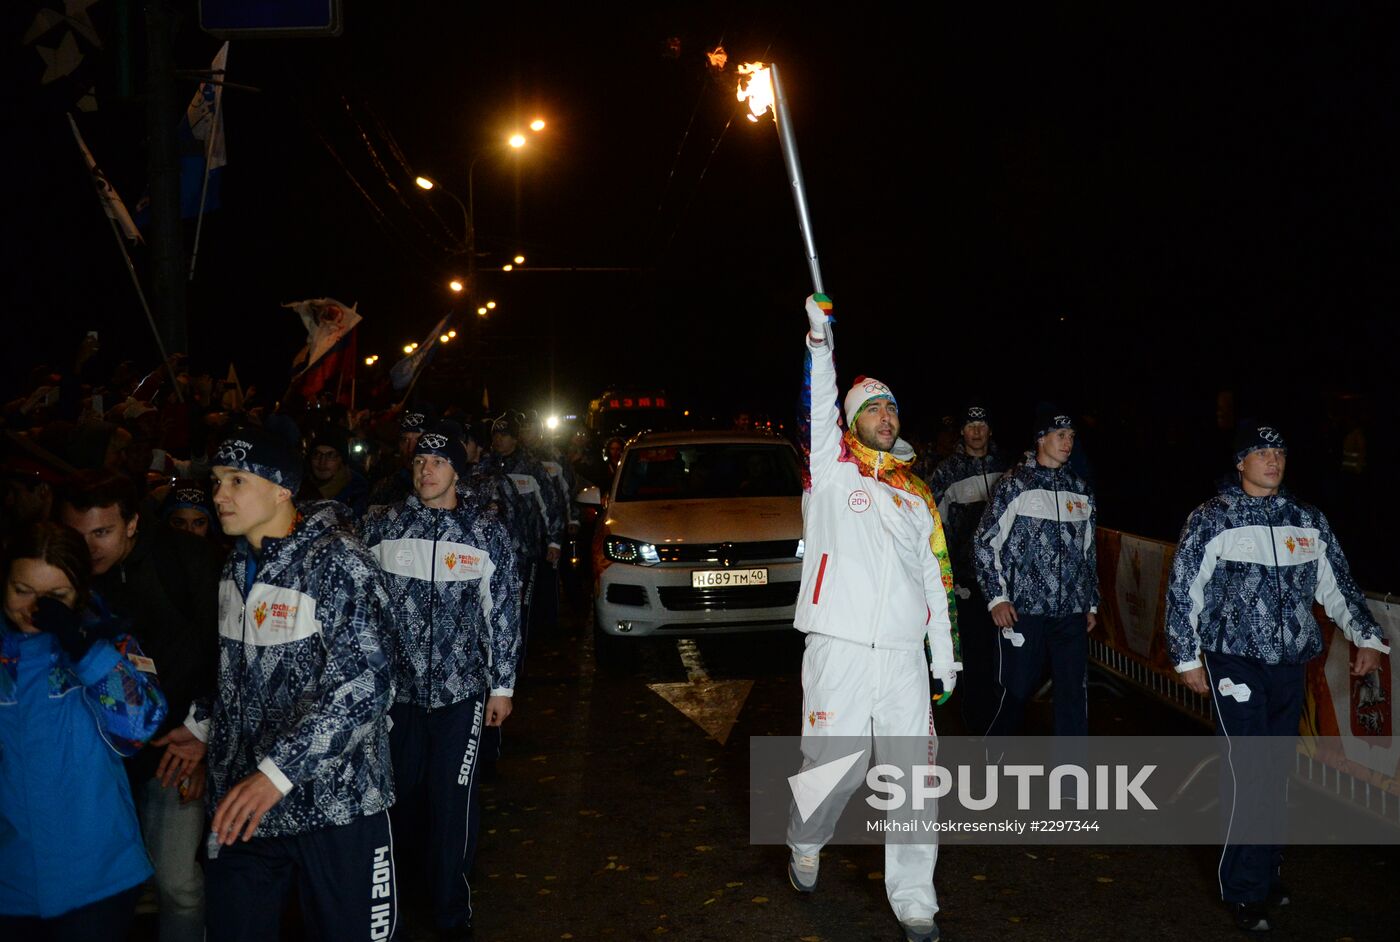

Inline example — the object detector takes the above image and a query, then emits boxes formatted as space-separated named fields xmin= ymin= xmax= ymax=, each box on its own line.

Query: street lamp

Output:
xmin=502 ymin=263 xmax=513 ymax=272
xmin=486 ymin=300 xmax=497 ymax=310
xmin=417 ymin=126 xmax=542 ymax=291
xmin=513 ymin=254 xmax=525 ymax=265
xmin=477 ymin=306 xmax=488 ymax=316
xmin=449 ymin=279 xmax=464 ymax=293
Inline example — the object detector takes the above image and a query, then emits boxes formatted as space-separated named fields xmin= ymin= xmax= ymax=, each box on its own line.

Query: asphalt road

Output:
xmin=135 ymin=594 xmax=1400 ymax=941
xmin=421 ymin=603 xmax=1399 ymax=942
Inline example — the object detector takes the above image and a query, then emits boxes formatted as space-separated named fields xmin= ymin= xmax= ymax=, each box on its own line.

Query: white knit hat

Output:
xmin=844 ymin=376 xmax=896 ymax=426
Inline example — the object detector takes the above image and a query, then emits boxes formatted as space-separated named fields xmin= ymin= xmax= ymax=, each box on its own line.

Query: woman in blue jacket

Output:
xmin=0 ymin=522 xmax=167 ymax=939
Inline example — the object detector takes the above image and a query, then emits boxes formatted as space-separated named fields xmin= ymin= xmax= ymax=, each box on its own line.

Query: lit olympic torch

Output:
xmin=738 ymin=62 xmax=831 ymax=344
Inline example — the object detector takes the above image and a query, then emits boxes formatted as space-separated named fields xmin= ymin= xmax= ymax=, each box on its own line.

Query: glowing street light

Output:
xmin=364 ymin=355 xmax=379 ymax=366
xmin=447 ymin=330 xmax=457 ymax=338
xmin=545 ymin=415 xmax=560 ymax=430
xmin=440 ymin=334 xmax=451 ymax=343
xmin=508 ymin=133 xmax=526 ymax=149
xmin=414 ymin=176 xmax=435 ymax=190
xmin=403 ymin=344 xmax=415 ymax=354
xmin=486 ymin=300 xmax=497 ymax=310
xmin=449 ymin=279 xmax=464 ymax=292
xmin=530 ymin=118 xmax=546 ymax=132
xmin=477 ymin=306 xmax=488 ymax=316
xmin=502 ymin=263 xmax=514 ymax=272
xmin=513 ymin=254 xmax=525 ymax=265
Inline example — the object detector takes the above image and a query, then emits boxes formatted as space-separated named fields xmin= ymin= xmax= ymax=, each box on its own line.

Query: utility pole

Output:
xmin=143 ymin=0 xmax=187 ymax=356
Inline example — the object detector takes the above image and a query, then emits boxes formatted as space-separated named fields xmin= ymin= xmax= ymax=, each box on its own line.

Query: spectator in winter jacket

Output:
xmin=0 ymin=522 xmax=166 ymax=939
xmin=974 ymin=409 xmax=1099 ymax=738
xmin=160 ymin=478 xmax=221 ymax=542
xmin=359 ymin=423 xmax=522 ymax=940
xmin=926 ymin=406 xmax=1008 ymax=736
xmin=154 ymin=428 xmax=398 ymax=941
xmin=785 ymin=295 xmax=958 ymax=942
xmin=301 ymin=424 xmax=369 ymax=518
xmin=58 ymin=470 xmax=222 ymax=942
xmin=1165 ymin=424 xmax=1387 ymax=932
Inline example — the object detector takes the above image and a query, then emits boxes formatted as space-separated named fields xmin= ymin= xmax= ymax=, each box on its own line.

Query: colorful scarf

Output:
xmin=841 ymin=430 xmax=961 ymax=659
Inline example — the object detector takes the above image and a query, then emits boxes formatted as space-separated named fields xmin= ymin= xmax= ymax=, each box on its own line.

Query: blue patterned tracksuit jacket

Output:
xmin=186 ymin=500 xmax=395 ymax=837
xmin=926 ymin=446 xmax=1007 ymax=583
xmin=1 ymin=605 xmax=166 ymax=918
xmin=358 ymin=487 xmax=522 ymax=709
xmin=478 ymin=449 xmax=564 ymax=559
xmin=1165 ymin=484 xmax=1387 ymax=671
xmin=531 ymin=442 xmax=579 ymax=528
xmin=973 ymin=461 xmax=1100 ymax=616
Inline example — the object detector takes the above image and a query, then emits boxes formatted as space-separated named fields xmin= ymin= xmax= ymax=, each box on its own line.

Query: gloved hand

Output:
xmin=32 ymin=596 xmax=95 ymax=662
xmin=931 ymin=668 xmax=958 ymax=706
xmin=804 ymin=293 xmax=832 ymax=341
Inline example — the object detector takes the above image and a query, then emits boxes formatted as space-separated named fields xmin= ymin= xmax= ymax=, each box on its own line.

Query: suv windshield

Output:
xmin=615 ymin=443 xmax=803 ymax=502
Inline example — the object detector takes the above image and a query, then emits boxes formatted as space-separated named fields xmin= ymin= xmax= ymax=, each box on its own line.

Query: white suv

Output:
xmin=592 ymin=430 xmax=804 ymax=639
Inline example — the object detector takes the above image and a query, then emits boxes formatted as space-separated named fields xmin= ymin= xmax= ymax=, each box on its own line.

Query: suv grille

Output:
xmin=605 ymin=584 xmax=648 ymax=606
xmin=657 ymin=581 xmax=800 ymax=612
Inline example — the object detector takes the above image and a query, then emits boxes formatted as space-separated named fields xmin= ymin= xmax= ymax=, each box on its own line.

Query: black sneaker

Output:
xmin=1267 ymin=882 xmax=1291 ymax=907
xmin=1233 ymin=902 xmax=1271 ymax=932
xmin=900 ymin=919 xmax=940 ymax=942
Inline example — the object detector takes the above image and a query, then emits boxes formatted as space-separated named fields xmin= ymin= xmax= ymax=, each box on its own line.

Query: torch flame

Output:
xmin=706 ymin=46 xmax=728 ymax=70
xmin=736 ymin=62 xmax=774 ymax=123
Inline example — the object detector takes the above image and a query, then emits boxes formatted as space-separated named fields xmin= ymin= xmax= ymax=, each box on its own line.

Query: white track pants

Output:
xmin=786 ymin=633 xmax=939 ymax=922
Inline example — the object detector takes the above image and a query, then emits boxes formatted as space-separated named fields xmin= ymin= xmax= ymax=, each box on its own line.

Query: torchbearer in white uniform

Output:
xmin=785 ymin=294 xmax=960 ymax=942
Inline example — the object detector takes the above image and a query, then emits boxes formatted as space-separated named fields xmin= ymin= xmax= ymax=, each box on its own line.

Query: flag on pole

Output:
xmin=67 ymin=113 xmax=142 ymax=243
xmin=182 ymin=42 xmax=227 ymax=217
xmin=284 ymin=298 xmax=362 ymax=405
xmin=284 ymin=298 xmax=362 ymax=371
xmin=390 ymin=313 xmax=452 ymax=393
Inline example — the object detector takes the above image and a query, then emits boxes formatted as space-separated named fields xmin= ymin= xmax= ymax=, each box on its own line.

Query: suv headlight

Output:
xmin=604 ymin=536 xmax=660 ymax=565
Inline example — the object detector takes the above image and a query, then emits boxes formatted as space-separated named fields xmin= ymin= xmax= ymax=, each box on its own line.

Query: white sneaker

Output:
xmin=787 ymin=852 xmax=819 ymax=892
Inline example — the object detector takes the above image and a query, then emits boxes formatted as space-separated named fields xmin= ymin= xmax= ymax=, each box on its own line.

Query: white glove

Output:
xmin=804 ymin=294 xmax=830 ymax=341
xmin=932 ymin=667 xmax=957 ymax=697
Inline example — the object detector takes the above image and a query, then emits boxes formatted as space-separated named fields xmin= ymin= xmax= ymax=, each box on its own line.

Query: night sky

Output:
xmin=6 ymin=3 xmax=1398 ymax=565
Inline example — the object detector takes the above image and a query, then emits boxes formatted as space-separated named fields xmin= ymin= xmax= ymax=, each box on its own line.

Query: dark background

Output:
xmin=4 ymin=2 xmax=1396 ymax=580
